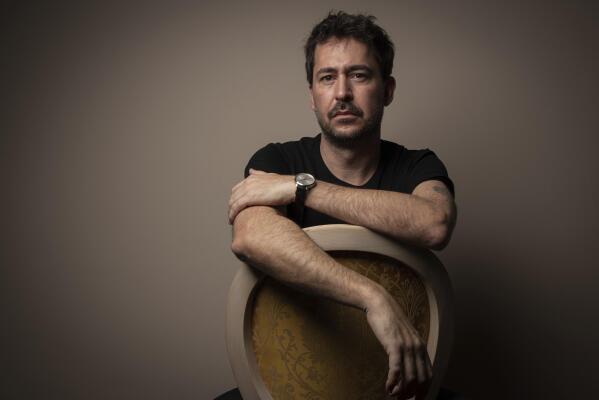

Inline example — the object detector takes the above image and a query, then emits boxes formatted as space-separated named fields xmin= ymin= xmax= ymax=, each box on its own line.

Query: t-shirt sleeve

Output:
xmin=244 ymin=143 xmax=291 ymax=178
xmin=408 ymin=150 xmax=455 ymax=197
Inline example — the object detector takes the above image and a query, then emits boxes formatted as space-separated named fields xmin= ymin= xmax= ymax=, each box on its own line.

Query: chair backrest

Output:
xmin=226 ymin=224 xmax=454 ymax=400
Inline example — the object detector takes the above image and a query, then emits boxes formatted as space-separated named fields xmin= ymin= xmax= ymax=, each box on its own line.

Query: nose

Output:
xmin=334 ymin=75 xmax=353 ymax=102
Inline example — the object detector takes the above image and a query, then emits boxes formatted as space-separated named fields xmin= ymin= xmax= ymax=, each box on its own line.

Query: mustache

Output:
xmin=327 ymin=102 xmax=363 ymax=119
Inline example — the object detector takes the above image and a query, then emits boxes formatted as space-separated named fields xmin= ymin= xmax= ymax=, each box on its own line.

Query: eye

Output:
xmin=320 ymin=75 xmax=334 ymax=82
xmin=350 ymin=72 xmax=368 ymax=81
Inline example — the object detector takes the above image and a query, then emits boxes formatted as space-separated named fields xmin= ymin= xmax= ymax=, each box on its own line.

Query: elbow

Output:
xmin=230 ymin=206 xmax=285 ymax=261
xmin=426 ymin=226 xmax=450 ymax=250
xmin=231 ymin=229 xmax=253 ymax=261
xmin=231 ymin=217 xmax=253 ymax=261
xmin=424 ymin=212 xmax=453 ymax=251
xmin=231 ymin=235 xmax=247 ymax=259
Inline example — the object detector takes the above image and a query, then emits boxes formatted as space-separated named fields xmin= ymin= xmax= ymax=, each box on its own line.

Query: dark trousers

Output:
xmin=215 ymin=387 xmax=465 ymax=400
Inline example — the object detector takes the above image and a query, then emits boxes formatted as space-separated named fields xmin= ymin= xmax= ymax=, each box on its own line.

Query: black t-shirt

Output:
xmin=244 ymin=134 xmax=454 ymax=228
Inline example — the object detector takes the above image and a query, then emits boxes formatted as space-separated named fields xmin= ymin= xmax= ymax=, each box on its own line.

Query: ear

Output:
xmin=309 ymin=85 xmax=316 ymax=111
xmin=383 ymin=76 xmax=396 ymax=106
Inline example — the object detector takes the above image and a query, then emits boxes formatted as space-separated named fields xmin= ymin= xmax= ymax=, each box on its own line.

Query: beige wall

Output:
xmin=2 ymin=1 xmax=598 ymax=399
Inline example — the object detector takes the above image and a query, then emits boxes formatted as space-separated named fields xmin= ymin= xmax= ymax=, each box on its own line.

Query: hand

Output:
xmin=365 ymin=289 xmax=433 ymax=399
xmin=228 ymin=169 xmax=296 ymax=224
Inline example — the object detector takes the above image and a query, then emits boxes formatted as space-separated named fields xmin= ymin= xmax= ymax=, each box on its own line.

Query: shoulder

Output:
xmin=380 ymin=138 xmax=405 ymax=156
xmin=276 ymin=134 xmax=320 ymax=155
xmin=253 ymin=134 xmax=318 ymax=155
xmin=381 ymin=139 xmax=454 ymax=196
xmin=380 ymin=139 xmax=438 ymax=169
xmin=381 ymin=139 xmax=445 ymax=169
xmin=244 ymin=135 xmax=320 ymax=177
xmin=406 ymin=148 xmax=445 ymax=168
xmin=406 ymin=148 xmax=454 ymax=197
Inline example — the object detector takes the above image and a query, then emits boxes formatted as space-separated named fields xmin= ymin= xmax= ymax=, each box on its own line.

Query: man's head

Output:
xmin=304 ymin=11 xmax=396 ymax=147
xmin=305 ymin=11 xmax=395 ymax=87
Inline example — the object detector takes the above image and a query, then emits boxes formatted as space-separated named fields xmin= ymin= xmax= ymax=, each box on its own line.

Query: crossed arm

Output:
xmin=229 ymin=169 xmax=456 ymax=250
xmin=303 ymin=178 xmax=456 ymax=250
xmin=229 ymin=170 xmax=456 ymax=398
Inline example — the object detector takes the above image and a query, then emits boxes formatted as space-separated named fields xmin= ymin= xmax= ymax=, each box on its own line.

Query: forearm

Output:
xmin=229 ymin=205 xmax=433 ymax=398
xmin=305 ymin=181 xmax=447 ymax=248
xmin=231 ymin=206 xmax=383 ymax=310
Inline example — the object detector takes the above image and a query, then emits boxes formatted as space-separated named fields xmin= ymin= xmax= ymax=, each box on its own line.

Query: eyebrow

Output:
xmin=315 ymin=64 xmax=374 ymax=75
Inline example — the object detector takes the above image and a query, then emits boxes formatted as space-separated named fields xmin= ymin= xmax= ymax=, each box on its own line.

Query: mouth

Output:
xmin=328 ymin=102 xmax=363 ymax=119
xmin=333 ymin=112 xmax=358 ymax=118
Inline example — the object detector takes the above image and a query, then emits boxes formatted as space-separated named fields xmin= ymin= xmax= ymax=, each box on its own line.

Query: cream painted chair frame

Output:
xmin=226 ymin=224 xmax=454 ymax=400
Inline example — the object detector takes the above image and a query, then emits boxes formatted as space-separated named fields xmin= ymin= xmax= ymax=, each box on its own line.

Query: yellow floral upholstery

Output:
xmin=251 ymin=250 xmax=430 ymax=399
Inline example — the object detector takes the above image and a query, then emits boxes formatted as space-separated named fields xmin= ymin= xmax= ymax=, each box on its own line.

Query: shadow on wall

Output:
xmin=445 ymin=242 xmax=567 ymax=400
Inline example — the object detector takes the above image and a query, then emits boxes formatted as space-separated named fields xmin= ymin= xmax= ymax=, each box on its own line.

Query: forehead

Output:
xmin=313 ymin=37 xmax=378 ymax=71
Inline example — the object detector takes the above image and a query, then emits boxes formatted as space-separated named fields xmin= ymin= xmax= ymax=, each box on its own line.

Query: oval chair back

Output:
xmin=226 ymin=224 xmax=454 ymax=400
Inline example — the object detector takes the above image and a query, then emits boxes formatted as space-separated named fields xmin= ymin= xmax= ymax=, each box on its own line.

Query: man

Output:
xmin=222 ymin=11 xmax=457 ymax=400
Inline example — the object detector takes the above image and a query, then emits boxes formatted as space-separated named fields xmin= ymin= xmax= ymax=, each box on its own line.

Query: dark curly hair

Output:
xmin=304 ymin=11 xmax=395 ymax=86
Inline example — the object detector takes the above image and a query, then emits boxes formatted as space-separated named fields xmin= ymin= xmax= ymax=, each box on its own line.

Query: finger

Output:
xmin=229 ymin=197 xmax=249 ymax=224
xmin=249 ymin=168 xmax=267 ymax=175
xmin=426 ymin=357 xmax=433 ymax=380
xmin=385 ymin=352 xmax=401 ymax=395
xmin=228 ymin=190 xmax=241 ymax=214
xmin=231 ymin=179 xmax=245 ymax=193
xmin=230 ymin=187 xmax=258 ymax=223
xmin=415 ymin=359 xmax=432 ymax=400
xmin=402 ymin=339 xmax=417 ymax=397
xmin=386 ymin=350 xmax=403 ymax=396
xmin=228 ymin=198 xmax=235 ymax=224
xmin=229 ymin=204 xmax=241 ymax=224
xmin=410 ymin=330 xmax=432 ymax=382
xmin=229 ymin=181 xmax=251 ymax=209
xmin=414 ymin=342 xmax=428 ymax=385
xmin=421 ymin=345 xmax=433 ymax=381
xmin=412 ymin=345 xmax=431 ymax=400
xmin=228 ymin=204 xmax=236 ymax=224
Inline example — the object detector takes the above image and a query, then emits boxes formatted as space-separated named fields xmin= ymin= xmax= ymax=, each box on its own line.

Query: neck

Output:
xmin=320 ymin=133 xmax=381 ymax=186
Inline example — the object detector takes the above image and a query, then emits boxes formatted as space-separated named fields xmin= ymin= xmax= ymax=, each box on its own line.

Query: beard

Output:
xmin=316 ymin=102 xmax=384 ymax=149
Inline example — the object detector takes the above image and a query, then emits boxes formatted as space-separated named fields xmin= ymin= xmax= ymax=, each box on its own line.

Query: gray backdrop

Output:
xmin=2 ymin=1 xmax=598 ymax=399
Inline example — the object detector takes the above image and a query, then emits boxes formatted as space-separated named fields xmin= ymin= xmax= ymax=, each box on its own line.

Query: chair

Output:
xmin=226 ymin=224 xmax=454 ymax=400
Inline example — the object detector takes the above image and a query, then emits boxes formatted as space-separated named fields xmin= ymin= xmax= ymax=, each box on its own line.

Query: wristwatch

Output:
xmin=295 ymin=173 xmax=316 ymax=205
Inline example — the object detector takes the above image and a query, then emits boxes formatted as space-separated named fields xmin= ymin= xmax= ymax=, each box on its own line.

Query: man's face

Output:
xmin=310 ymin=37 xmax=395 ymax=147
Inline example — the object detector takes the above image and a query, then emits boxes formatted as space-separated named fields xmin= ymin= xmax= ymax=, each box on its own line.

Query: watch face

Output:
xmin=296 ymin=173 xmax=315 ymax=187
